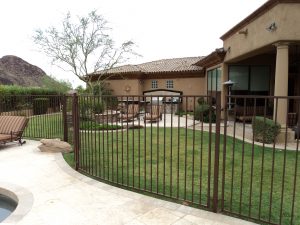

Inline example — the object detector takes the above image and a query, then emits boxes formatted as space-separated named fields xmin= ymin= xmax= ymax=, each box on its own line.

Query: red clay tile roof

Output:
xmin=92 ymin=57 xmax=204 ymax=76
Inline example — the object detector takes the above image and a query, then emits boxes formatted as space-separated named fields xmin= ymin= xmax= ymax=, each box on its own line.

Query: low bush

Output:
xmin=93 ymin=101 xmax=105 ymax=114
xmin=80 ymin=121 xmax=122 ymax=130
xmin=252 ymin=116 xmax=281 ymax=144
xmin=33 ymin=98 xmax=50 ymax=115
xmin=79 ymin=100 xmax=106 ymax=120
xmin=194 ymin=103 xmax=216 ymax=123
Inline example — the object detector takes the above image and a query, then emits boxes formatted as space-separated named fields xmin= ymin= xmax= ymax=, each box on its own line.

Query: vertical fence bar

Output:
xmin=62 ymin=95 xmax=68 ymax=142
xmin=221 ymin=95 xmax=228 ymax=211
xmin=213 ymin=93 xmax=221 ymax=212
xmin=72 ymin=93 xmax=80 ymax=171
xmin=207 ymin=96 xmax=212 ymax=208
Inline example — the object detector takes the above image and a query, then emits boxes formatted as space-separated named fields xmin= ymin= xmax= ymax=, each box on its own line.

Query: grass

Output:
xmin=24 ymin=113 xmax=64 ymax=139
xmin=63 ymin=128 xmax=299 ymax=225
xmin=80 ymin=120 xmax=122 ymax=130
xmin=23 ymin=113 xmax=299 ymax=224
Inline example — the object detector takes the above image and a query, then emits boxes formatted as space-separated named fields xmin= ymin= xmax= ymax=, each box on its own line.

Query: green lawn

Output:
xmin=24 ymin=113 xmax=64 ymax=139
xmin=64 ymin=127 xmax=299 ymax=225
xmin=23 ymin=114 xmax=299 ymax=225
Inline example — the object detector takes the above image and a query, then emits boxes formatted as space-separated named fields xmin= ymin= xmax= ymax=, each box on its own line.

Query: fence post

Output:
xmin=72 ymin=93 xmax=80 ymax=171
xmin=62 ymin=95 xmax=68 ymax=142
xmin=213 ymin=92 xmax=221 ymax=212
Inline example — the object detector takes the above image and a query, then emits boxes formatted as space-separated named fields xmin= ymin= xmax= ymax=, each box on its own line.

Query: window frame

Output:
xmin=151 ymin=80 xmax=158 ymax=89
xmin=166 ymin=80 xmax=174 ymax=89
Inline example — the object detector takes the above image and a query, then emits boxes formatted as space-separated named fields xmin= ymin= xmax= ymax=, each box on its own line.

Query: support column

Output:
xmin=274 ymin=43 xmax=289 ymax=126
xmin=221 ymin=63 xmax=228 ymax=119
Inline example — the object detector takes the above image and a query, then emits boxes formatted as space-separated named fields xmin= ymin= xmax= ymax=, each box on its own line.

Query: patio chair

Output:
xmin=119 ymin=104 xmax=140 ymax=122
xmin=0 ymin=116 xmax=29 ymax=145
xmin=144 ymin=105 xmax=162 ymax=122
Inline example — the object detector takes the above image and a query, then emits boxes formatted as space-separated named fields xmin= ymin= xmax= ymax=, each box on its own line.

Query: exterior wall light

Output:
xmin=266 ymin=22 xmax=277 ymax=32
xmin=238 ymin=28 xmax=248 ymax=35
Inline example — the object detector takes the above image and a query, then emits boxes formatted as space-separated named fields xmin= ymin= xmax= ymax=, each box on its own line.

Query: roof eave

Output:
xmin=220 ymin=0 xmax=300 ymax=41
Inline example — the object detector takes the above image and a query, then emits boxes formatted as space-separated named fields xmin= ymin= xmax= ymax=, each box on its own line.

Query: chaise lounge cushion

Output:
xmin=0 ymin=134 xmax=18 ymax=142
xmin=0 ymin=116 xmax=29 ymax=144
xmin=0 ymin=116 xmax=28 ymax=135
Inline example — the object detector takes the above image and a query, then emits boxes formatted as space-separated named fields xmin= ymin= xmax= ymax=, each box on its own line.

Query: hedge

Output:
xmin=0 ymin=85 xmax=59 ymax=95
xmin=0 ymin=85 xmax=62 ymax=112
xmin=252 ymin=116 xmax=281 ymax=144
xmin=33 ymin=98 xmax=50 ymax=115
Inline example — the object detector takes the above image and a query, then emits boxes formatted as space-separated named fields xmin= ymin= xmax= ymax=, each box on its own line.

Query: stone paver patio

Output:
xmin=0 ymin=140 xmax=257 ymax=225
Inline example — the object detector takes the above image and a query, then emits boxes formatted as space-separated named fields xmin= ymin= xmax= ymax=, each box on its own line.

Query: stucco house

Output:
xmin=90 ymin=0 xmax=300 ymax=126
xmin=89 ymin=57 xmax=206 ymax=110
xmin=201 ymin=0 xmax=300 ymax=126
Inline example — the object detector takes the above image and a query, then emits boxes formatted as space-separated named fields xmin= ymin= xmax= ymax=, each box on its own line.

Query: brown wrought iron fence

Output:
xmin=1 ymin=93 xmax=299 ymax=225
xmin=222 ymin=95 xmax=300 ymax=225
xmin=0 ymin=95 xmax=65 ymax=139
xmin=73 ymin=94 xmax=218 ymax=210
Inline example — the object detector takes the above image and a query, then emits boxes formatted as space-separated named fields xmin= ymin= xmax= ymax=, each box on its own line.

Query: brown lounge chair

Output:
xmin=144 ymin=105 xmax=162 ymax=122
xmin=0 ymin=116 xmax=29 ymax=145
xmin=119 ymin=104 xmax=140 ymax=122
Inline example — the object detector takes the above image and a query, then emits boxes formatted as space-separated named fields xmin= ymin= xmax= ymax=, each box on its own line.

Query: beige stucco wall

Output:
xmin=223 ymin=3 xmax=300 ymax=62
xmin=143 ymin=77 xmax=206 ymax=111
xmin=107 ymin=79 xmax=142 ymax=96
xmin=106 ymin=76 xmax=205 ymax=111
xmin=142 ymin=77 xmax=205 ymax=96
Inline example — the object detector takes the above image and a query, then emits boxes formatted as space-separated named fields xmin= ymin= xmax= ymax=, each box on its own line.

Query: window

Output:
xmin=151 ymin=80 xmax=158 ymax=89
xmin=250 ymin=66 xmax=270 ymax=91
xmin=229 ymin=65 xmax=270 ymax=92
xmin=166 ymin=80 xmax=174 ymax=89
xmin=207 ymin=67 xmax=222 ymax=92
xmin=229 ymin=66 xmax=249 ymax=90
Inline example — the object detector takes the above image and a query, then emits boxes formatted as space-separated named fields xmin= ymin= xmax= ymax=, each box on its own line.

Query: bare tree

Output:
xmin=33 ymin=10 xmax=135 ymax=95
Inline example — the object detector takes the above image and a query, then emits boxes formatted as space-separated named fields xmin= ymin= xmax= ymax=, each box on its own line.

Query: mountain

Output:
xmin=0 ymin=55 xmax=47 ymax=86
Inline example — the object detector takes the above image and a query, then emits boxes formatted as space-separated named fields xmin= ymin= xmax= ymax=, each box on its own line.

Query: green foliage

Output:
xmin=75 ymin=85 xmax=85 ymax=93
xmin=0 ymin=85 xmax=61 ymax=112
xmin=33 ymin=98 xmax=50 ymax=115
xmin=87 ymin=83 xmax=118 ymax=109
xmin=252 ymin=116 xmax=281 ymax=144
xmin=175 ymin=110 xmax=194 ymax=117
xmin=93 ymin=102 xmax=105 ymax=114
xmin=197 ymin=97 xmax=205 ymax=105
xmin=80 ymin=121 xmax=122 ymax=130
xmin=79 ymin=100 xmax=106 ymax=120
xmin=194 ymin=102 xmax=216 ymax=123
xmin=41 ymin=76 xmax=72 ymax=93
xmin=0 ymin=85 xmax=59 ymax=95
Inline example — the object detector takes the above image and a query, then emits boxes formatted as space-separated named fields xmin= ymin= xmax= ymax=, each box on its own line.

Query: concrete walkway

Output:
xmin=0 ymin=141 xmax=256 ymax=225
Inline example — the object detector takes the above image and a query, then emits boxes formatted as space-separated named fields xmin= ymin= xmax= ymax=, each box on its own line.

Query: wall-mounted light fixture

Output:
xmin=238 ymin=28 xmax=248 ymax=36
xmin=266 ymin=22 xmax=277 ymax=32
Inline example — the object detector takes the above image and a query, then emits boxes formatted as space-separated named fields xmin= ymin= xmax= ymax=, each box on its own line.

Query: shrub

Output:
xmin=79 ymin=101 xmax=93 ymax=121
xmin=194 ymin=103 xmax=216 ymax=123
xmin=33 ymin=98 xmax=50 ymax=115
xmin=93 ymin=101 xmax=105 ymax=114
xmin=79 ymin=100 xmax=106 ymax=120
xmin=197 ymin=97 xmax=205 ymax=105
xmin=252 ymin=116 xmax=281 ymax=144
xmin=80 ymin=121 xmax=122 ymax=130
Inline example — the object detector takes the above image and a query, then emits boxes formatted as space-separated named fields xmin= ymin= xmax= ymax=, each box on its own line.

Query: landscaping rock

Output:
xmin=38 ymin=139 xmax=73 ymax=153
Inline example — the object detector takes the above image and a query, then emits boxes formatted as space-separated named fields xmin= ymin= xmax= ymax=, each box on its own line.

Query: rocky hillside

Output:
xmin=0 ymin=55 xmax=46 ymax=86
